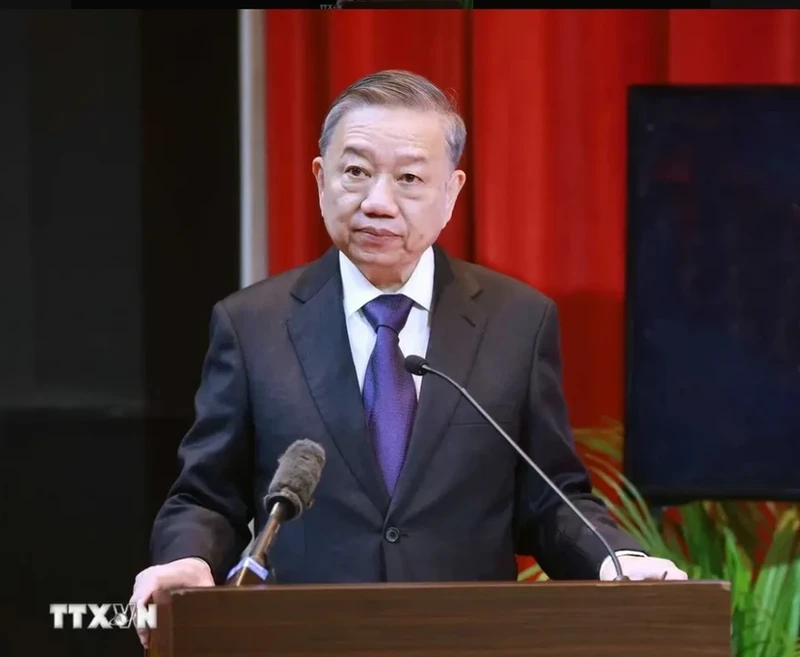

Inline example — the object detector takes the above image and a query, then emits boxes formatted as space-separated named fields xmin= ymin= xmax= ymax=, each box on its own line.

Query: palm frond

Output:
xmin=570 ymin=423 xmax=800 ymax=657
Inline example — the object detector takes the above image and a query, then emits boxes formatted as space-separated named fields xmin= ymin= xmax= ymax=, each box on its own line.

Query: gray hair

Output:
xmin=318 ymin=69 xmax=467 ymax=168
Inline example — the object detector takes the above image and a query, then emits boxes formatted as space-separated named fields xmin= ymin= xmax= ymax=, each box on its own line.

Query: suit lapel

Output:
xmin=388 ymin=245 xmax=487 ymax=518
xmin=286 ymin=248 xmax=391 ymax=516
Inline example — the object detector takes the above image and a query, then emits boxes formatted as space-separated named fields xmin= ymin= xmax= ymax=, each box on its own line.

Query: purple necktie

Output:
xmin=362 ymin=294 xmax=417 ymax=496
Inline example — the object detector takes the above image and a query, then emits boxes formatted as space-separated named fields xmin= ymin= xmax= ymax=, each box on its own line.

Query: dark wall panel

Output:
xmin=0 ymin=10 xmax=240 ymax=657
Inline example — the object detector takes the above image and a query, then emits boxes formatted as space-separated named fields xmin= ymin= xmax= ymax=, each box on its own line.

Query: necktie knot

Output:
xmin=362 ymin=294 xmax=414 ymax=335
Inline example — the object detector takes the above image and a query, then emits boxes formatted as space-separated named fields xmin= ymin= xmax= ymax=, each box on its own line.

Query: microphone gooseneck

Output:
xmin=403 ymin=355 xmax=629 ymax=582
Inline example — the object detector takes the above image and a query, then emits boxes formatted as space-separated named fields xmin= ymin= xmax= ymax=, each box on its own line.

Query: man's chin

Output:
xmin=348 ymin=243 xmax=402 ymax=265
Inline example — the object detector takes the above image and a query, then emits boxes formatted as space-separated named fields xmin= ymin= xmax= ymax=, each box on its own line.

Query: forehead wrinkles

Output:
xmin=341 ymin=134 xmax=429 ymax=167
xmin=333 ymin=110 xmax=447 ymax=165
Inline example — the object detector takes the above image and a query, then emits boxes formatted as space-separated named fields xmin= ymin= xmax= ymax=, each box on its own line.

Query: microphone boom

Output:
xmin=404 ymin=355 xmax=629 ymax=582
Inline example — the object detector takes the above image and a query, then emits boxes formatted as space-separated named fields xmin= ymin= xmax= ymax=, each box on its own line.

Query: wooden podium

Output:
xmin=147 ymin=580 xmax=731 ymax=656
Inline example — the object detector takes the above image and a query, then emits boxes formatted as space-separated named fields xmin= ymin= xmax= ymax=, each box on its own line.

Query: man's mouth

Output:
xmin=357 ymin=227 xmax=399 ymax=238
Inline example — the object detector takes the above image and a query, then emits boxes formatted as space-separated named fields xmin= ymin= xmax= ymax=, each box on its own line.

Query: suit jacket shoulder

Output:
xmin=444 ymin=254 xmax=556 ymax=342
xmin=215 ymin=248 xmax=339 ymax=328
xmin=453 ymin=256 xmax=553 ymax=306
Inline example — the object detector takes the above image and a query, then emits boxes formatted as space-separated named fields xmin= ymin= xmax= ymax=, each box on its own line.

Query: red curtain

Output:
xmin=264 ymin=9 xmax=799 ymax=571
xmin=265 ymin=8 xmax=800 ymax=429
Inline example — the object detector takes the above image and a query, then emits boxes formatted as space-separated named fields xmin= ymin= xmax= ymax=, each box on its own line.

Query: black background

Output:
xmin=0 ymin=10 xmax=240 ymax=657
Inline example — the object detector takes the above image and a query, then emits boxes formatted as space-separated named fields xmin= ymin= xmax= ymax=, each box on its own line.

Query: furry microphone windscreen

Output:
xmin=263 ymin=439 xmax=326 ymax=520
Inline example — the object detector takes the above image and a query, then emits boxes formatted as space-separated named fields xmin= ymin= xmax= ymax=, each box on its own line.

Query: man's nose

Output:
xmin=361 ymin=176 xmax=399 ymax=216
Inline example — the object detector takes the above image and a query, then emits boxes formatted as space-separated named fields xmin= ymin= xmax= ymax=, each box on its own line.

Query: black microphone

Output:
xmin=404 ymin=355 xmax=629 ymax=582
xmin=226 ymin=439 xmax=326 ymax=586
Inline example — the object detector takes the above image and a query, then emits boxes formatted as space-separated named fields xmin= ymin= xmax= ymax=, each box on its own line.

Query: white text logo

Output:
xmin=49 ymin=603 xmax=157 ymax=629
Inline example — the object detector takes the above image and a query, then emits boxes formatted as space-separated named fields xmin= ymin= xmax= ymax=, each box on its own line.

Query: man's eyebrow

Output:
xmin=340 ymin=145 xmax=430 ymax=164
xmin=341 ymin=145 xmax=372 ymax=159
xmin=395 ymin=152 xmax=430 ymax=164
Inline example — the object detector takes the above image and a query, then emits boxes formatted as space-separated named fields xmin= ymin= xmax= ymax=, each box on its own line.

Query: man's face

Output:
xmin=312 ymin=105 xmax=466 ymax=288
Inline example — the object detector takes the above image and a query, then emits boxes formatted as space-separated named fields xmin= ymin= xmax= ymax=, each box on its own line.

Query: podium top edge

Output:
xmin=169 ymin=579 xmax=731 ymax=596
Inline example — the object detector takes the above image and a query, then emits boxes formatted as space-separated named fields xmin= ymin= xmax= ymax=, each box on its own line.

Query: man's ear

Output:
xmin=442 ymin=168 xmax=467 ymax=228
xmin=312 ymin=157 xmax=325 ymax=213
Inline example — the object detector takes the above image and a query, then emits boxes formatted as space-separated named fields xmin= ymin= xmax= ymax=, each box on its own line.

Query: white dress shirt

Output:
xmin=338 ymin=246 xmax=644 ymax=576
xmin=339 ymin=246 xmax=434 ymax=398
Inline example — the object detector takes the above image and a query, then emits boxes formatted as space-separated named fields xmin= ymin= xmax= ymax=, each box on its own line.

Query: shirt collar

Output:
xmin=339 ymin=246 xmax=435 ymax=318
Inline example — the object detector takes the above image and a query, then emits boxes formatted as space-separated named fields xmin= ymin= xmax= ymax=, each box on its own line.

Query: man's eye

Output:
xmin=345 ymin=166 xmax=366 ymax=177
xmin=399 ymin=173 xmax=420 ymax=183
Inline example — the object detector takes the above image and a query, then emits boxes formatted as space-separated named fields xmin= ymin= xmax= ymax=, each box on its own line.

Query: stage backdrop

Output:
xmin=261 ymin=8 xmax=800 ymax=574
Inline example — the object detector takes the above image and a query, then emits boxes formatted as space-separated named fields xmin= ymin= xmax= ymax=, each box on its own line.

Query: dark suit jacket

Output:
xmin=150 ymin=244 xmax=642 ymax=584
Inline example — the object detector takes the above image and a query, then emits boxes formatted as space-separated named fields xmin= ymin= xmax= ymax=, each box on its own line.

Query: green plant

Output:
xmin=519 ymin=422 xmax=800 ymax=657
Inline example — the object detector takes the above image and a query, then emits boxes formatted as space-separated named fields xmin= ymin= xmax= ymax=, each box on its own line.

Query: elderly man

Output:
xmin=132 ymin=69 xmax=686 ymax=648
